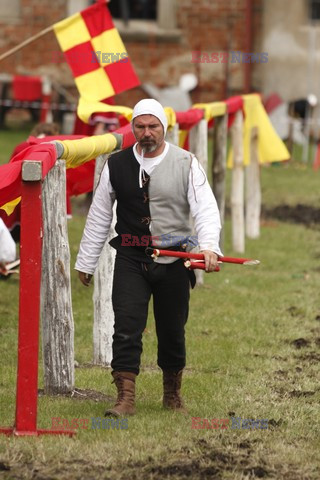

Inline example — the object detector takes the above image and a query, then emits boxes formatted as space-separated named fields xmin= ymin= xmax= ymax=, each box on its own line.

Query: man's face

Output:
xmin=132 ymin=114 xmax=165 ymax=155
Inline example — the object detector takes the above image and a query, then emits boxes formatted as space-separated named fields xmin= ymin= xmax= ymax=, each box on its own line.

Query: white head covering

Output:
xmin=132 ymin=98 xmax=167 ymax=188
xmin=132 ymin=98 xmax=167 ymax=134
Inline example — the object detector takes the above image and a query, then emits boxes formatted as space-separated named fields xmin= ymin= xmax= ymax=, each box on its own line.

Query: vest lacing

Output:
xmin=141 ymin=216 xmax=151 ymax=225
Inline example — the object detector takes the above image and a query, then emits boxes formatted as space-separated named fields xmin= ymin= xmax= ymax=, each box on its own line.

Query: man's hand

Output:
xmin=78 ymin=271 xmax=93 ymax=287
xmin=200 ymin=250 xmax=219 ymax=272
xmin=0 ymin=261 xmax=7 ymax=274
xmin=42 ymin=140 xmax=64 ymax=159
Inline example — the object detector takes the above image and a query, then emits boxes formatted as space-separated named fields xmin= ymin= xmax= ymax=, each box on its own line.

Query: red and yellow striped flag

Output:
xmin=53 ymin=1 xmax=140 ymax=102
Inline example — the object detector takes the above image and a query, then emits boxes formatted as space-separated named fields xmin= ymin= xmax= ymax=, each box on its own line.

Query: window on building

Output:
xmin=89 ymin=0 xmax=179 ymax=41
xmin=108 ymin=0 xmax=157 ymax=22
xmin=309 ymin=0 xmax=320 ymax=20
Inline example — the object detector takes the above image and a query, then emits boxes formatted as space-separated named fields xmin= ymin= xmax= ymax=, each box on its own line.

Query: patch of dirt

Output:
xmin=286 ymin=306 xmax=304 ymax=317
xmin=288 ymin=390 xmax=316 ymax=398
xmin=38 ymin=388 xmax=113 ymax=402
xmin=314 ymin=337 xmax=320 ymax=347
xmin=262 ymin=204 xmax=320 ymax=228
xmin=134 ymin=438 xmax=273 ymax=480
xmin=148 ymin=462 xmax=219 ymax=478
xmin=243 ymin=466 xmax=270 ymax=478
xmin=271 ymin=355 xmax=288 ymax=361
xmin=268 ymin=419 xmax=283 ymax=428
xmin=294 ymin=352 xmax=320 ymax=363
xmin=274 ymin=369 xmax=288 ymax=377
xmin=290 ymin=338 xmax=311 ymax=349
xmin=0 ymin=462 xmax=10 ymax=471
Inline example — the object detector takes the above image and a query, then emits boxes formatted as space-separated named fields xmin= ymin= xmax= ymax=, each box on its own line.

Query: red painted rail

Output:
xmin=0 ymin=160 xmax=74 ymax=437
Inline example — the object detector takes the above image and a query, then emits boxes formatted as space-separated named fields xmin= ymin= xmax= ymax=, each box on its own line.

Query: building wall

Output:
xmin=0 ymin=0 xmax=264 ymax=108
xmin=257 ymin=0 xmax=320 ymax=103
xmin=117 ymin=0 xmax=264 ymax=106
xmin=0 ymin=0 xmax=72 ymax=84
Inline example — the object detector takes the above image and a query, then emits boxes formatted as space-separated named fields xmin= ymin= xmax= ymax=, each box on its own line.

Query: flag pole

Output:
xmin=0 ymin=25 xmax=53 ymax=63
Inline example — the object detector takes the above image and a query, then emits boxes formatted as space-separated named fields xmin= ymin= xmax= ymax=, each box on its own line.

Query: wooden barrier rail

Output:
xmin=0 ymin=160 xmax=74 ymax=436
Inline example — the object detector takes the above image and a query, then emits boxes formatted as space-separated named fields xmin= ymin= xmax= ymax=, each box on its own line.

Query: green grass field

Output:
xmin=0 ymin=125 xmax=319 ymax=479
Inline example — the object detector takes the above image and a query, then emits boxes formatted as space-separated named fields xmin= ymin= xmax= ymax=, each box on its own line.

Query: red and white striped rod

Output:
xmin=147 ymin=248 xmax=260 ymax=266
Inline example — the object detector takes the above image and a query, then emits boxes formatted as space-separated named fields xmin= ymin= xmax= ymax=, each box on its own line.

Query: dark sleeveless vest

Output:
xmin=108 ymin=147 xmax=153 ymax=261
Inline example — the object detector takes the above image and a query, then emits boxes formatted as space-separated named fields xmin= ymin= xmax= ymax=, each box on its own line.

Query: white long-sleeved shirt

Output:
xmin=75 ymin=143 xmax=222 ymax=274
xmin=0 ymin=218 xmax=16 ymax=263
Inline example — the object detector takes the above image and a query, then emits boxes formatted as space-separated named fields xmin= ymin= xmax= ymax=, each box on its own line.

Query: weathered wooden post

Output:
xmin=212 ymin=114 xmax=228 ymax=250
xmin=189 ymin=119 xmax=208 ymax=285
xmin=230 ymin=110 xmax=245 ymax=253
xmin=245 ymin=126 xmax=261 ymax=239
xmin=41 ymin=159 xmax=75 ymax=394
xmin=166 ymin=123 xmax=179 ymax=145
xmin=93 ymin=155 xmax=116 ymax=366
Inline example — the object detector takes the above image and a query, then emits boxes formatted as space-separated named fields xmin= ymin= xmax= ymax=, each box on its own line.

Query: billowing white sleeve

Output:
xmin=188 ymin=157 xmax=223 ymax=256
xmin=0 ymin=218 xmax=16 ymax=263
xmin=75 ymin=163 xmax=115 ymax=274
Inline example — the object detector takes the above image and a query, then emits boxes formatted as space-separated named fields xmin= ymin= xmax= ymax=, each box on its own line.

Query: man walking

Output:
xmin=75 ymin=99 xmax=222 ymax=416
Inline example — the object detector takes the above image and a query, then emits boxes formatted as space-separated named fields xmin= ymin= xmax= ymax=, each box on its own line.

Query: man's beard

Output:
xmin=140 ymin=139 xmax=158 ymax=153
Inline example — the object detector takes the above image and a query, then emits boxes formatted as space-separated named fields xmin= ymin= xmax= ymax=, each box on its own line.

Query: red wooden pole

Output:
xmin=0 ymin=160 xmax=74 ymax=437
xmin=15 ymin=166 xmax=43 ymax=433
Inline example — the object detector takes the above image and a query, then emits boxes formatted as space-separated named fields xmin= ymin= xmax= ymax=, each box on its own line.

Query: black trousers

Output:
xmin=111 ymin=253 xmax=191 ymax=375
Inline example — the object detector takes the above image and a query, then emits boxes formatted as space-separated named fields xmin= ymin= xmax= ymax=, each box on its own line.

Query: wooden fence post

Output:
xmin=189 ymin=119 xmax=208 ymax=286
xmin=92 ymin=155 xmax=116 ymax=366
xmin=245 ymin=126 xmax=261 ymax=239
xmin=212 ymin=114 xmax=228 ymax=250
xmin=166 ymin=123 xmax=179 ymax=145
xmin=41 ymin=160 xmax=75 ymax=394
xmin=230 ymin=110 xmax=245 ymax=253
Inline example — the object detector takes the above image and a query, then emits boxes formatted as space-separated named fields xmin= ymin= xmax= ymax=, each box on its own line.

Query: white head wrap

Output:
xmin=132 ymin=98 xmax=167 ymax=134
xmin=132 ymin=98 xmax=167 ymax=188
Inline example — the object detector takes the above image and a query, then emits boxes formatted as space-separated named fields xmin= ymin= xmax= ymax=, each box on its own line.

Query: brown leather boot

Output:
xmin=163 ymin=369 xmax=187 ymax=413
xmin=105 ymin=371 xmax=136 ymax=417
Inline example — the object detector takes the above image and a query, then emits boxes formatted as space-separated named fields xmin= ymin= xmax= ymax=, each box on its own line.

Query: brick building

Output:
xmin=0 ymin=0 xmax=265 ymax=111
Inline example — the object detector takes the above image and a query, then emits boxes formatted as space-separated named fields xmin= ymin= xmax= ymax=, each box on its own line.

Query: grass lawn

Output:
xmin=0 ymin=125 xmax=319 ymax=479
xmin=0 ymin=123 xmax=34 ymax=165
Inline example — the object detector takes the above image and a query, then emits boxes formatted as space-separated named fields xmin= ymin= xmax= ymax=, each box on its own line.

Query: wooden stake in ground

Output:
xmin=93 ymin=155 xmax=116 ymax=366
xmin=165 ymin=123 xmax=179 ymax=145
xmin=41 ymin=160 xmax=75 ymax=394
xmin=212 ymin=114 xmax=228 ymax=251
xmin=230 ymin=110 xmax=245 ymax=253
xmin=246 ymin=126 xmax=261 ymax=238
xmin=189 ymin=119 xmax=208 ymax=286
